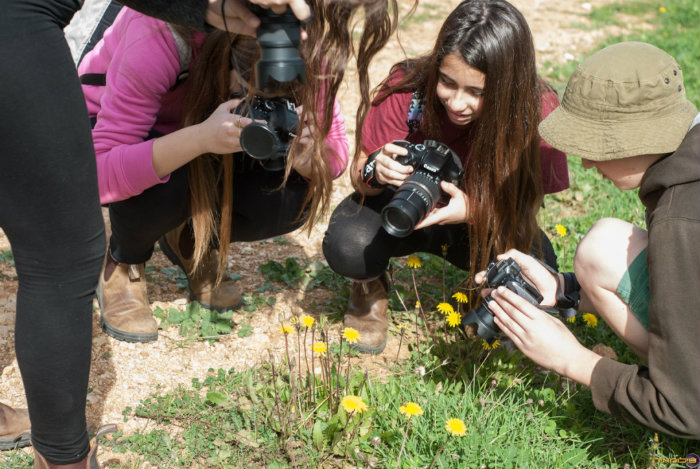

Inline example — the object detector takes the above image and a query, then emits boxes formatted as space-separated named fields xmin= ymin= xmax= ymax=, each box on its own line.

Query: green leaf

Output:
xmin=238 ymin=324 xmax=254 ymax=338
xmin=312 ymin=420 xmax=328 ymax=451
xmin=205 ymin=391 xmax=228 ymax=406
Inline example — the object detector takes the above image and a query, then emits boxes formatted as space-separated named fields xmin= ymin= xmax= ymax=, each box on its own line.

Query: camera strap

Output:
xmin=536 ymin=260 xmax=580 ymax=319
xmin=406 ymin=89 xmax=425 ymax=134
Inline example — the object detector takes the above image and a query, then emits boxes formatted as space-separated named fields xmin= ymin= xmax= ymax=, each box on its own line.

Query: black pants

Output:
xmin=1 ymin=1 xmax=106 ymax=463
xmin=323 ymin=190 xmax=557 ymax=279
xmin=108 ymin=159 xmax=310 ymax=263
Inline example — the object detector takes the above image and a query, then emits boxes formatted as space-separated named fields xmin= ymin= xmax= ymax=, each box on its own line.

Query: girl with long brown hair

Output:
xmin=80 ymin=0 xmax=403 ymax=344
xmin=322 ymin=0 xmax=570 ymax=354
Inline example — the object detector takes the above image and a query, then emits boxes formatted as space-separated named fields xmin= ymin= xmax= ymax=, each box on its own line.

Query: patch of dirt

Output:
xmin=0 ymin=0 xmax=627 ymax=463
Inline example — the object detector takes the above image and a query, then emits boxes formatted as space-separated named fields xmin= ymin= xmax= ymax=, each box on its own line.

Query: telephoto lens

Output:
xmin=251 ymin=5 xmax=308 ymax=92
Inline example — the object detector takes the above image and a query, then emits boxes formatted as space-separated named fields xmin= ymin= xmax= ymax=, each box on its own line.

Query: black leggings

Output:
xmin=323 ymin=190 xmax=557 ymax=279
xmin=108 ymin=159 xmax=310 ymax=264
xmin=1 ymin=1 xmax=106 ymax=463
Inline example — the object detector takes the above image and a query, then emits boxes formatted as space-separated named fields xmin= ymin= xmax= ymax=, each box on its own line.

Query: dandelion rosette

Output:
xmin=301 ymin=315 xmax=314 ymax=328
xmin=436 ymin=302 xmax=454 ymax=315
xmin=341 ymin=395 xmax=368 ymax=414
xmin=406 ymin=256 xmax=422 ymax=269
xmin=343 ymin=327 xmax=360 ymax=344
xmin=280 ymin=324 xmax=293 ymax=334
xmin=582 ymin=313 xmax=598 ymax=328
xmin=445 ymin=418 xmax=467 ymax=436
xmin=312 ymin=342 xmax=327 ymax=355
xmin=446 ymin=311 xmax=461 ymax=328
xmin=399 ymin=402 xmax=423 ymax=419
xmin=452 ymin=292 xmax=468 ymax=304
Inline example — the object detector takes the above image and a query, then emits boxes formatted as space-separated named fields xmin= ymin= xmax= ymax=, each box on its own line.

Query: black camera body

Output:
xmin=380 ymin=140 xmax=464 ymax=237
xmin=239 ymin=95 xmax=299 ymax=171
xmin=462 ymin=258 xmax=543 ymax=342
xmin=250 ymin=4 xmax=307 ymax=92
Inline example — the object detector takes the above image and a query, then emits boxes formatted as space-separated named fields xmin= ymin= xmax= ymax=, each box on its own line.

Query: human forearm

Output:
xmin=152 ymin=124 xmax=208 ymax=177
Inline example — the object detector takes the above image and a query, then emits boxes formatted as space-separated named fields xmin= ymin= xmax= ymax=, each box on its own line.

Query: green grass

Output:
xmin=3 ymin=2 xmax=699 ymax=468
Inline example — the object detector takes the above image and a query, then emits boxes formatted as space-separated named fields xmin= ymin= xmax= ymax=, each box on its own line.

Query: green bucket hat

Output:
xmin=539 ymin=42 xmax=698 ymax=161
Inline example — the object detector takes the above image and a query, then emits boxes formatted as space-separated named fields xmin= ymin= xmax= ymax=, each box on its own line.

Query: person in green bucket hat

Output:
xmin=476 ymin=41 xmax=699 ymax=439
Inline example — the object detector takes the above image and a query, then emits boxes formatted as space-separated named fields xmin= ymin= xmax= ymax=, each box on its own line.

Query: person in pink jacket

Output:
xmin=80 ymin=7 xmax=349 ymax=343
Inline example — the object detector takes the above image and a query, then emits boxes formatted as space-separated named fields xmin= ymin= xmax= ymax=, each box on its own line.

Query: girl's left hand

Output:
xmin=488 ymin=287 xmax=601 ymax=385
xmin=414 ymin=181 xmax=471 ymax=229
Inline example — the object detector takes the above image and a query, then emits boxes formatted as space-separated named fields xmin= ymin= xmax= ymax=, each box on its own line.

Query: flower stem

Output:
xmin=428 ymin=439 xmax=448 ymax=469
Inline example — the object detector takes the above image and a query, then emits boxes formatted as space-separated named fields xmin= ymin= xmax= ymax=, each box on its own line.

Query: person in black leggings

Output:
xmin=0 ymin=1 xmax=312 ymax=466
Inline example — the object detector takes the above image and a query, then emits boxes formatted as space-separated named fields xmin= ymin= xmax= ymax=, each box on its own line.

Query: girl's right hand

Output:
xmin=372 ymin=141 xmax=414 ymax=187
xmin=198 ymin=98 xmax=253 ymax=155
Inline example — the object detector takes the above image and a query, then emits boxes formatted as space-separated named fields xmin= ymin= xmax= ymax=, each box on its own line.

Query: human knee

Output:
xmin=574 ymin=218 xmax=636 ymax=291
xmin=322 ymin=227 xmax=372 ymax=279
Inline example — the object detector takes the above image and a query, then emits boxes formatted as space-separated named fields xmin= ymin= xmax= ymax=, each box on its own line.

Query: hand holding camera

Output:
xmin=363 ymin=140 xmax=464 ymax=237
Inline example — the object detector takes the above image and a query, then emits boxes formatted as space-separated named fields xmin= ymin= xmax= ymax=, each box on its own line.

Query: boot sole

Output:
xmin=0 ymin=431 xmax=31 ymax=451
xmin=96 ymin=282 xmax=158 ymax=343
xmin=349 ymin=339 xmax=387 ymax=355
xmin=157 ymin=236 xmax=243 ymax=313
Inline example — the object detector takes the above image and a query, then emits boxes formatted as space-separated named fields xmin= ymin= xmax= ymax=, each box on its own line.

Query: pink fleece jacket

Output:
xmin=80 ymin=8 xmax=349 ymax=204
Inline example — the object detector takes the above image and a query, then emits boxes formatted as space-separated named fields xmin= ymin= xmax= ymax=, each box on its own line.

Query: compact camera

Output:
xmin=238 ymin=95 xmax=299 ymax=171
xmin=462 ymin=258 xmax=543 ymax=342
xmin=380 ymin=140 xmax=464 ymax=237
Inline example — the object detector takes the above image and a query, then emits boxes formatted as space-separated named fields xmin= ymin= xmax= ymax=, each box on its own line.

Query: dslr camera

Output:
xmin=380 ymin=140 xmax=464 ymax=237
xmin=238 ymin=95 xmax=298 ymax=171
xmin=462 ymin=258 xmax=543 ymax=342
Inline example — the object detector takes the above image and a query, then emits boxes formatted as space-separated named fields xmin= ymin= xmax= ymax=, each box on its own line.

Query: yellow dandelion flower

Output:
xmin=566 ymin=315 xmax=576 ymax=324
xmin=399 ymin=402 xmax=423 ymax=419
xmin=396 ymin=323 xmax=405 ymax=330
xmin=481 ymin=339 xmax=501 ymax=351
xmin=340 ymin=395 xmax=367 ymax=414
xmin=301 ymin=315 xmax=314 ymax=328
xmin=343 ymin=327 xmax=360 ymax=344
xmin=582 ymin=313 xmax=598 ymax=328
xmin=452 ymin=292 xmax=468 ymax=304
xmin=436 ymin=302 xmax=454 ymax=315
xmin=445 ymin=418 xmax=467 ymax=436
xmin=415 ymin=301 xmax=421 ymax=308
xmin=555 ymin=224 xmax=567 ymax=237
xmin=441 ymin=244 xmax=449 ymax=256
xmin=290 ymin=316 xmax=298 ymax=324
xmin=446 ymin=311 xmax=462 ymax=328
xmin=280 ymin=324 xmax=293 ymax=334
xmin=659 ymin=6 xmax=666 ymax=13
xmin=406 ymin=256 xmax=422 ymax=269
xmin=312 ymin=342 xmax=327 ymax=355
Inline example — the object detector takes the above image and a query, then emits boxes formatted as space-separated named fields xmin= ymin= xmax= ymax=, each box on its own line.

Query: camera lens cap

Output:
xmin=240 ymin=124 xmax=281 ymax=161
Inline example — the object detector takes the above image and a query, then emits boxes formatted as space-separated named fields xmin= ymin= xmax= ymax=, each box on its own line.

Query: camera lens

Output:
xmin=462 ymin=301 xmax=500 ymax=342
xmin=381 ymin=172 xmax=441 ymax=237
xmin=240 ymin=123 xmax=282 ymax=160
xmin=254 ymin=7 xmax=306 ymax=91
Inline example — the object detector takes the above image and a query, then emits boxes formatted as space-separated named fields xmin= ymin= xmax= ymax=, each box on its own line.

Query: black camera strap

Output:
xmin=536 ymin=260 xmax=581 ymax=319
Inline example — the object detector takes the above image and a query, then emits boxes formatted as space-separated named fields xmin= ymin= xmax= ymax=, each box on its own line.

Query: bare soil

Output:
xmin=0 ymin=0 xmax=629 ymax=464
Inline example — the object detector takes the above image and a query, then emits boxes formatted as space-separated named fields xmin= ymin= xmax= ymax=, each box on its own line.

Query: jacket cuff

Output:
xmin=590 ymin=357 xmax=628 ymax=414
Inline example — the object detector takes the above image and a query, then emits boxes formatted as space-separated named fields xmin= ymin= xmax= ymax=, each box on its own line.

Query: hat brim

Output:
xmin=539 ymin=99 xmax=698 ymax=161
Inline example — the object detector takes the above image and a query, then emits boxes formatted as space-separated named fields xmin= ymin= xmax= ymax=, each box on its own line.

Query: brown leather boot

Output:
xmin=158 ymin=224 xmax=241 ymax=312
xmin=96 ymin=253 xmax=158 ymax=343
xmin=0 ymin=402 xmax=30 ymax=450
xmin=33 ymin=424 xmax=117 ymax=469
xmin=344 ymin=273 xmax=390 ymax=355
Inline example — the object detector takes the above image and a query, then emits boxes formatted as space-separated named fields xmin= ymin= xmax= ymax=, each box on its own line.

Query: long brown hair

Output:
xmin=180 ymin=0 xmax=406 ymax=281
xmin=361 ymin=0 xmax=545 ymax=299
